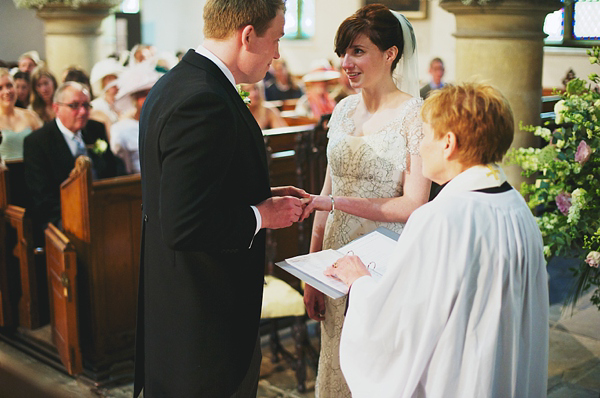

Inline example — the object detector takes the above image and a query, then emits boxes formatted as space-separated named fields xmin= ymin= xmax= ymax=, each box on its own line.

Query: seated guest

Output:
xmin=264 ymin=58 xmax=303 ymax=101
xmin=241 ymin=82 xmax=287 ymax=130
xmin=110 ymin=64 xmax=161 ymax=174
xmin=62 ymin=66 xmax=94 ymax=98
xmin=0 ymin=68 xmax=42 ymax=160
xmin=24 ymin=82 xmax=123 ymax=243
xmin=17 ymin=51 xmax=42 ymax=75
xmin=90 ymin=58 xmax=123 ymax=126
xmin=29 ymin=66 xmax=57 ymax=123
xmin=295 ymin=61 xmax=340 ymax=120
xmin=419 ymin=57 xmax=445 ymax=99
xmin=326 ymin=83 xmax=549 ymax=397
xmin=13 ymin=71 xmax=31 ymax=109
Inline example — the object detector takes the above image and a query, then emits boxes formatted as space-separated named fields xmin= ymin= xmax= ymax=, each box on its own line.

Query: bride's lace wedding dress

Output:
xmin=315 ymin=94 xmax=423 ymax=397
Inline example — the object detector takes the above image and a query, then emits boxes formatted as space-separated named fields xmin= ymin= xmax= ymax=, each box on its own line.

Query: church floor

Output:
xmin=0 ymin=258 xmax=599 ymax=397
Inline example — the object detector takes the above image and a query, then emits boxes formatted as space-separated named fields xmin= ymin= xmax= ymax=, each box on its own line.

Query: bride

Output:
xmin=301 ymin=4 xmax=431 ymax=396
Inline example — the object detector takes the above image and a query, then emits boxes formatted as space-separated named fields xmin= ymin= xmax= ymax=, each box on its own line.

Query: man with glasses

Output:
xmin=24 ymin=81 xmax=122 ymax=244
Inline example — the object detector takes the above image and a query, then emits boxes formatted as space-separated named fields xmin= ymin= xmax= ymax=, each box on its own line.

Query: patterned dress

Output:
xmin=316 ymin=94 xmax=424 ymax=397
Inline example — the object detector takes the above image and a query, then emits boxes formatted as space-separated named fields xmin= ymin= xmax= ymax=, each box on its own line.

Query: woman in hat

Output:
xmin=89 ymin=58 xmax=124 ymax=135
xmin=294 ymin=60 xmax=339 ymax=120
xmin=109 ymin=63 xmax=161 ymax=174
xmin=300 ymin=5 xmax=430 ymax=396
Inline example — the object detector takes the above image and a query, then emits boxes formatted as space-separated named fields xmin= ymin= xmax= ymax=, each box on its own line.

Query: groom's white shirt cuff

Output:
xmin=196 ymin=44 xmax=262 ymax=237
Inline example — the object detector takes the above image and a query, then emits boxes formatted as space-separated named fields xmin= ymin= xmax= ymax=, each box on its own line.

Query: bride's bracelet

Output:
xmin=329 ymin=194 xmax=335 ymax=214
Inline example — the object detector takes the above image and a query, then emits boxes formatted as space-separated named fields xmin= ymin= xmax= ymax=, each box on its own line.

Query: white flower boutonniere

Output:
xmin=237 ymin=84 xmax=251 ymax=106
xmin=88 ymin=139 xmax=108 ymax=155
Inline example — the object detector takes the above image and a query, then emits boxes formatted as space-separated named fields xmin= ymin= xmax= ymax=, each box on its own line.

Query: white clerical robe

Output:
xmin=339 ymin=164 xmax=549 ymax=398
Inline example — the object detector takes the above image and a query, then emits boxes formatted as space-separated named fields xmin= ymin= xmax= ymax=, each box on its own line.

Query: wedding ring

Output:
xmin=332 ymin=261 xmax=338 ymax=268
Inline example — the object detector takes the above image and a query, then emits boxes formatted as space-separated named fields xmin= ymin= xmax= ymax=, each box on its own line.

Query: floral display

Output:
xmin=508 ymin=47 xmax=600 ymax=310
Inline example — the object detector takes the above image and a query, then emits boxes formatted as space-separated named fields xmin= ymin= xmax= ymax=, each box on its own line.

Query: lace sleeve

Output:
xmin=404 ymin=98 xmax=424 ymax=155
xmin=327 ymin=95 xmax=356 ymax=138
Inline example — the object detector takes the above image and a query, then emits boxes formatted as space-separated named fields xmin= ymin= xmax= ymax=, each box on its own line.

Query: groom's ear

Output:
xmin=240 ymin=25 xmax=254 ymax=50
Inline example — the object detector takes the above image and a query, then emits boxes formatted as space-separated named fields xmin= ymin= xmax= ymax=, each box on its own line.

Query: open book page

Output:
xmin=339 ymin=230 xmax=398 ymax=277
xmin=285 ymin=249 xmax=348 ymax=296
xmin=278 ymin=227 xmax=399 ymax=298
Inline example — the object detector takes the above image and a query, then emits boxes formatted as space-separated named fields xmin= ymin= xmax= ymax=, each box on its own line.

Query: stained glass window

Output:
xmin=543 ymin=0 xmax=600 ymax=45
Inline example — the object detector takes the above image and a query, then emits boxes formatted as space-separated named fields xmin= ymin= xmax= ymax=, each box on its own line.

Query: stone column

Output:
xmin=36 ymin=4 xmax=114 ymax=78
xmin=440 ymin=0 xmax=561 ymax=187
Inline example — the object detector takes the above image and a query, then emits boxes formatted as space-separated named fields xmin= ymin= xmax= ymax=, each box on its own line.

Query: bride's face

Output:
xmin=339 ymin=34 xmax=395 ymax=90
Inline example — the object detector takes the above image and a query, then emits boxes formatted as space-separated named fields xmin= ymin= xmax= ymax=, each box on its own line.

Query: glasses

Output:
xmin=57 ymin=102 xmax=91 ymax=111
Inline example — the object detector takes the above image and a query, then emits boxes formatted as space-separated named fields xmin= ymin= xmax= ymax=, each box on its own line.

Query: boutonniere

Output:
xmin=87 ymin=139 xmax=108 ymax=155
xmin=237 ymin=85 xmax=251 ymax=106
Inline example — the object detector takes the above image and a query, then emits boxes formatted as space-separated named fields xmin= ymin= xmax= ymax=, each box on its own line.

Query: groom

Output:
xmin=134 ymin=1 xmax=308 ymax=396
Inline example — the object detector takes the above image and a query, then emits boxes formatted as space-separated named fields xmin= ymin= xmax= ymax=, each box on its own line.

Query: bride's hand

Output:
xmin=324 ymin=255 xmax=370 ymax=287
xmin=299 ymin=195 xmax=332 ymax=221
xmin=304 ymin=284 xmax=326 ymax=321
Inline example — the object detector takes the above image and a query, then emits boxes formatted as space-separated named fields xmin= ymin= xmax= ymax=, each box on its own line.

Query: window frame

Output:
xmin=545 ymin=1 xmax=599 ymax=48
xmin=283 ymin=0 xmax=313 ymax=41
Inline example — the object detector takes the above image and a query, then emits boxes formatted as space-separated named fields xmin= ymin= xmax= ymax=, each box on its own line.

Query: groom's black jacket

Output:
xmin=134 ymin=49 xmax=271 ymax=397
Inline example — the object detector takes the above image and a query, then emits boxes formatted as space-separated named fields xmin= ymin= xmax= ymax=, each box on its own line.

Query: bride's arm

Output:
xmin=303 ymin=167 xmax=332 ymax=321
xmin=302 ymin=154 xmax=430 ymax=223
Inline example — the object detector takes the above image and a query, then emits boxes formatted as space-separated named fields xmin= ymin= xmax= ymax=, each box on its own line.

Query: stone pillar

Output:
xmin=440 ymin=0 xmax=561 ymax=187
xmin=36 ymin=4 xmax=114 ymax=78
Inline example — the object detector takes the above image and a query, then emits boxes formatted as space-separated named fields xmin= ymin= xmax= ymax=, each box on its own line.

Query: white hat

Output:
xmin=302 ymin=59 xmax=340 ymax=83
xmin=115 ymin=63 xmax=162 ymax=102
xmin=90 ymin=58 xmax=124 ymax=87
xmin=19 ymin=50 xmax=41 ymax=65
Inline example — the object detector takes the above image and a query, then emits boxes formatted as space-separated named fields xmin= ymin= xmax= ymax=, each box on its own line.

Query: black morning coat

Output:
xmin=134 ymin=49 xmax=272 ymax=397
xmin=23 ymin=119 xmax=122 ymax=243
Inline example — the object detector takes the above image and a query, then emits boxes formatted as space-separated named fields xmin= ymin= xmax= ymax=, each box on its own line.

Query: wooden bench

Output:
xmin=54 ymin=156 xmax=141 ymax=375
xmin=0 ymin=163 xmax=43 ymax=330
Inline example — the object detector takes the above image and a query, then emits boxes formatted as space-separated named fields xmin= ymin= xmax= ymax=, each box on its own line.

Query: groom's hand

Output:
xmin=271 ymin=185 xmax=310 ymax=199
xmin=257 ymin=196 xmax=305 ymax=229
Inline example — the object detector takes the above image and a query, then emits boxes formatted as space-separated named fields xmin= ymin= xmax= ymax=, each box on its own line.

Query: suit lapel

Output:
xmin=182 ymin=51 xmax=270 ymax=177
xmin=48 ymin=120 xmax=76 ymax=174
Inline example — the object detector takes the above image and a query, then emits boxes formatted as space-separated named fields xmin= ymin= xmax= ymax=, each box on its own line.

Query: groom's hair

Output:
xmin=421 ymin=83 xmax=514 ymax=166
xmin=204 ymin=0 xmax=285 ymax=40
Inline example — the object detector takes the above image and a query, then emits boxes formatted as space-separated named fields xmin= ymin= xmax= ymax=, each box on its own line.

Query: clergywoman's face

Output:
xmin=419 ymin=122 xmax=446 ymax=184
xmin=339 ymin=34 xmax=394 ymax=90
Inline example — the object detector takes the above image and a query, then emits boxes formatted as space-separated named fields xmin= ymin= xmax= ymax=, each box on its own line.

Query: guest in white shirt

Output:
xmin=110 ymin=63 xmax=161 ymax=174
xmin=326 ymin=83 xmax=549 ymax=398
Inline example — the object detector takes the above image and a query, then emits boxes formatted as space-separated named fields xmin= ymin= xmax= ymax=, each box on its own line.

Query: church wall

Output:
xmin=0 ymin=0 xmax=595 ymax=91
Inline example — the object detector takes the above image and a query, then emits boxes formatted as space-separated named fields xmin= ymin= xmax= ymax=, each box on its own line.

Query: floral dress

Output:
xmin=316 ymin=94 xmax=424 ymax=397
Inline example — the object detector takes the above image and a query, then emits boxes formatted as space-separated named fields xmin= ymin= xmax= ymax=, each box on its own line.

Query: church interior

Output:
xmin=0 ymin=0 xmax=599 ymax=396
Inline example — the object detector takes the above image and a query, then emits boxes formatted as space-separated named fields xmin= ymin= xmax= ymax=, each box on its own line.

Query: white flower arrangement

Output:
xmin=87 ymin=138 xmax=108 ymax=155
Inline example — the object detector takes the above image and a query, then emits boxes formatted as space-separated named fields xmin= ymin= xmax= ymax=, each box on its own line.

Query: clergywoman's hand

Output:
xmin=304 ymin=284 xmax=326 ymax=321
xmin=299 ymin=195 xmax=332 ymax=221
xmin=324 ymin=255 xmax=370 ymax=287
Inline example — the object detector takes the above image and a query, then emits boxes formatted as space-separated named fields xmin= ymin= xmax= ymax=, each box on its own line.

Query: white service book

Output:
xmin=276 ymin=227 xmax=399 ymax=299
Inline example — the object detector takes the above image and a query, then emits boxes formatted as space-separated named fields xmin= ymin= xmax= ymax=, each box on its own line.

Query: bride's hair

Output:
xmin=334 ymin=4 xmax=404 ymax=72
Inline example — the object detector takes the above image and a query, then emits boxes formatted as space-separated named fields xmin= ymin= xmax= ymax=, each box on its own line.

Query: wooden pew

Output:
xmin=45 ymin=223 xmax=82 ymax=375
xmin=0 ymin=163 xmax=43 ymax=330
xmin=58 ymin=156 xmax=141 ymax=375
xmin=262 ymin=122 xmax=329 ymax=286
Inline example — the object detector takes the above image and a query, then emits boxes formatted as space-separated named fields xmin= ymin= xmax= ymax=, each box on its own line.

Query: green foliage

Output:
xmin=507 ymin=47 xmax=600 ymax=310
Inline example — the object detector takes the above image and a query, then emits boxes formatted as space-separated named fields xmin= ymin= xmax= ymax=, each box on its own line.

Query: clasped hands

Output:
xmin=258 ymin=190 xmax=338 ymax=229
